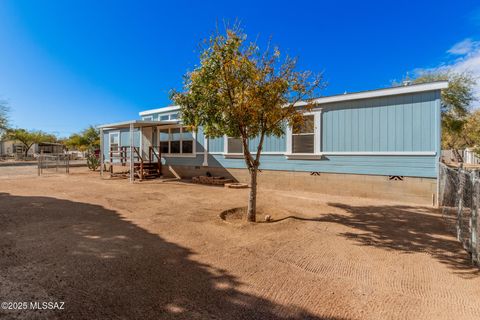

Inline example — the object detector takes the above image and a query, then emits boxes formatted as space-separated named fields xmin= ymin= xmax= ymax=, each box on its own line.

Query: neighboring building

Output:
xmin=0 ymin=140 xmax=64 ymax=158
xmin=36 ymin=142 xmax=64 ymax=155
xmin=0 ymin=140 xmax=32 ymax=158
xmin=99 ymin=81 xmax=448 ymax=205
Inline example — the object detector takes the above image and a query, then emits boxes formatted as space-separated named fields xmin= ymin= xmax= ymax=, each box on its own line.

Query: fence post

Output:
xmin=457 ymin=164 xmax=465 ymax=242
xmin=472 ymin=176 xmax=479 ymax=266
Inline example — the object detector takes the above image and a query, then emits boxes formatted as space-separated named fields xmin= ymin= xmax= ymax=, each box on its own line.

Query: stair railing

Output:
xmin=149 ymin=146 xmax=162 ymax=175
xmin=133 ymin=147 xmax=144 ymax=180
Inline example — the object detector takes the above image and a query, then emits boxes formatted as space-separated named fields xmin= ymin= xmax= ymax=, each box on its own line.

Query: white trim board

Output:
xmin=295 ymin=81 xmax=448 ymax=107
xmin=320 ymin=151 xmax=436 ymax=156
xmin=210 ymin=151 xmax=435 ymax=156
xmin=139 ymin=105 xmax=180 ymax=116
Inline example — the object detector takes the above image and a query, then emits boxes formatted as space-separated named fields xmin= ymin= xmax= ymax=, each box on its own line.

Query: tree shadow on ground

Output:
xmin=320 ymin=203 xmax=480 ymax=277
xmin=0 ymin=192 xmax=343 ymax=320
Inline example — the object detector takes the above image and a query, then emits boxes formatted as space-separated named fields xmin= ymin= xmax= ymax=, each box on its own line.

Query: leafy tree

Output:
xmin=7 ymin=129 xmax=57 ymax=158
xmin=0 ymin=101 xmax=9 ymax=136
xmin=171 ymin=26 xmax=323 ymax=222
xmin=82 ymin=126 xmax=100 ymax=150
xmin=460 ymin=110 xmax=480 ymax=156
xmin=397 ymin=71 xmax=477 ymax=162
xmin=64 ymin=133 xmax=84 ymax=150
xmin=65 ymin=126 xmax=100 ymax=152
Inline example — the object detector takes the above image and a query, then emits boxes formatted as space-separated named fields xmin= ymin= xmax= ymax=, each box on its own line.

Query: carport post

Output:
xmin=99 ymin=128 xmax=104 ymax=177
xmin=129 ymin=123 xmax=134 ymax=183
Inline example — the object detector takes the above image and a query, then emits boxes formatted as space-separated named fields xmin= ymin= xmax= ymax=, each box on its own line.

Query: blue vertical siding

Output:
xmin=263 ymin=134 xmax=286 ymax=152
xmin=195 ymin=127 xmax=205 ymax=152
xmin=120 ymin=129 xmax=140 ymax=147
xmin=102 ymin=128 xmax=140 ymax=158
xmin=322 ymin=92 xmax=437 ymax=152
xmin=209 ymin=137 xmax=224 ymax=153
xmin=102 ymin=132 xmax=109 ymax=157
xmin=104 ymin=89 xmax=441 ymax=178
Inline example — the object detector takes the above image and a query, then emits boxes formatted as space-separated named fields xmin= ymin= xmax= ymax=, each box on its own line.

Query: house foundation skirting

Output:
xmin=161 ymin=165 xmax=437 ymax=206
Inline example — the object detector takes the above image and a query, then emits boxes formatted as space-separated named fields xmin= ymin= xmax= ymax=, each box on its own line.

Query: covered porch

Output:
xmin=98 ymin=120 xmax=176 ymax=182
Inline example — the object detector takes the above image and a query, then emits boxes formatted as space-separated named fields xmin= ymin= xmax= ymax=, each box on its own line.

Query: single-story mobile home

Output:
xmin=98 ymin=81 xmax=448 ymax=205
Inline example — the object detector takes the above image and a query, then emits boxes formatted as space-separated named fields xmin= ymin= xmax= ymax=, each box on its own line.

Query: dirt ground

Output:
xmin=1 ymin=167 xmax=479 ymax=320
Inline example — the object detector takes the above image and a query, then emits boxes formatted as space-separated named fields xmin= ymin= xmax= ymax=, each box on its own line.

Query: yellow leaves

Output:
xmin=171 ymin=25 xmax=324 ymax=141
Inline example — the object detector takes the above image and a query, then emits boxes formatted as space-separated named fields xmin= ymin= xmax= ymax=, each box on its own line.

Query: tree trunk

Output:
xmin=23 ymin=143 xmax=33 ymax=159
xmin=453 ymin=148 xmax=464 ymax=163
xmin=247 ymin=167 xmax=258 ymax=222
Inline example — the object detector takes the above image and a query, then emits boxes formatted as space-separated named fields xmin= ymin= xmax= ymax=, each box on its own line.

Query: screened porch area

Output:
xmin=98 ymin=120 xmax=195 ymax=182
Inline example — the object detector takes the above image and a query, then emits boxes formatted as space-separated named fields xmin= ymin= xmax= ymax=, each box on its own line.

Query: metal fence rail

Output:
xmin=439 ymin=163 xmax=479 ymax=266
xmin=37 ymin=154 xmax=70 ymax=176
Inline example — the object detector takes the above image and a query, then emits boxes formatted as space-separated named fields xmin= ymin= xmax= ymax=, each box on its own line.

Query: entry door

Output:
xmin=142 ymin=127 xmax=153 ymax=160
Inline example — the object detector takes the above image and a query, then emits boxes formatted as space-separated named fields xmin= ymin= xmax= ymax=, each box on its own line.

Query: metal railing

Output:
xmin=37 ymin=153 xmax=70 ymax=176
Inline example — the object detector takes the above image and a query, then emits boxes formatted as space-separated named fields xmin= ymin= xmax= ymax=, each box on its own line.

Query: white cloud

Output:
xmin=415 ymin=38 xmax=480 ymax=108
xmin=447 ymin=38 xmax=479 ymax=55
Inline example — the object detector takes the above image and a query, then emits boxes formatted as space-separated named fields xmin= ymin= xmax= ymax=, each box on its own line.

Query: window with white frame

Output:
xmin=158 ymin=112 xmax=179 ymax=121
xmin=292 ymin=114 xmax=315 ymax=153
xmin=157 ymin=127 xmax=194 ymax=155
xmin=159 ymin=129 xmax=169 ymax=153
xmin=142 ymin=116 xmax=153 ymax=121
xmin=170 ymin=128 xmax=181 ymax=153
xmin=226 ymin=137 xmax=243 ymax=154
xmin=182 ymin=128 xmax=194 ymax=153
xmin=109 ymin=132 xmax=120 ymax=151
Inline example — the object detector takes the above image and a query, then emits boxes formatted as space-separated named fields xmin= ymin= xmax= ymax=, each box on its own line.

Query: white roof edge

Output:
xmin=299 ymin=81 xmax=448 ymax=106
xmin=138 ymin=81 xmax=448 ymax=114
xmin=139 ymin=105 xmax=180 ymax=116
xmin=97 ymin=119 xmax=177 ymax=129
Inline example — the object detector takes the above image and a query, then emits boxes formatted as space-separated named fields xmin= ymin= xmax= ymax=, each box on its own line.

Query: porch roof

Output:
xmin=97 ymin=119 xmax=179 ymax=130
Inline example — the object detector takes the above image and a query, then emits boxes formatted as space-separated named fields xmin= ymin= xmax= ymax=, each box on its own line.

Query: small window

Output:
xmin=170 ymin=113 xmax=179 ymax=120
xmin=142 ymin=116 xmax=153 ymax=121
xmin=109 ymin=132 xmax=120 ymax=151
xmin=227 ymin=137 xmax=243 ymax=154
xmin=159 ymin=115 xmax=169 ymax=121
xmin=292 ymin=115 xmax=315 ymax=153
xmin=159 ymin=129 xmax=169 ymax=154
xmin=182 ymin=128 xmax=194 ymax=154
xmin=170 ymin=128 xmax=181 ymax=153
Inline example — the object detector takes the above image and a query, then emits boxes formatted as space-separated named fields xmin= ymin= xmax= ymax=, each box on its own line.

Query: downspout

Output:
xmin=99 ymin=128 xmax=104 ymax=177
xmin=203 ymin=136 xmax=209 ymax=167
xmin=436 ymin=90 xmax=442 ymax=207
xmin=130 ymin=123 xmax=134 ymax=183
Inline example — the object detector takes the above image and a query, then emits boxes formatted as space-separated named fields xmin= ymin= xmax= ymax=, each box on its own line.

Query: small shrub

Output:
xmin=86 ymin=153 xmax=100 ymax=171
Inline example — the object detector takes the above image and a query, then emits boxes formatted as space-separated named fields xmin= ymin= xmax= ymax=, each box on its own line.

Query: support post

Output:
xmin=129 ymin=123 xmax=134 ymax=183
xmin=202 ymin=136 xmax=209 ymax=167
xmin=457 ymin=163 xmax=464 ymax=242
xmin=100 ymin=128 xmax=104 ymax=177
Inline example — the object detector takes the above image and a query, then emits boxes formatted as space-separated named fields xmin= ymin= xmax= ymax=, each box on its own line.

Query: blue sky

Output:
xmin=0 ymin=0 xmax=479 ymax=137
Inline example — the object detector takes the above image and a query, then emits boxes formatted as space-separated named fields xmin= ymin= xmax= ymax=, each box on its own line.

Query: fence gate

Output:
xmin=37 ymin=154 xmax=70 ymax=176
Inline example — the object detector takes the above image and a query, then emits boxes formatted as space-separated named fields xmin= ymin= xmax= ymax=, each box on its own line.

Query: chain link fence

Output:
xmin=37 ymin=154 xmax=70 ymax=176
xmin=438 ymin=163 xmax=479 ymax=266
